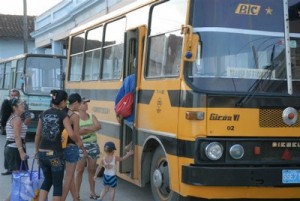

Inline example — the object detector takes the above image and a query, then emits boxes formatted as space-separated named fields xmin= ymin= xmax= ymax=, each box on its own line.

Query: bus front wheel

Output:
xmin=150 ymin=147 xmax=180 ymax=201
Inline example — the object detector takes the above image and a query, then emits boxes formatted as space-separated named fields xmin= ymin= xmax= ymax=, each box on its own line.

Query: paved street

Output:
xmin=1 ymin=133 xmax=298 ymax=201
xmin=0 ymin=134 xmax=152 ymax=201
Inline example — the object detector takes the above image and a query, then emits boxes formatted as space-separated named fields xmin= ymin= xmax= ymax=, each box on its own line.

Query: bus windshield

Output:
xmin=24 ymin=56 xmax=66 ymax=95
xmin=186 ymin=0 xmax=300 ymax=95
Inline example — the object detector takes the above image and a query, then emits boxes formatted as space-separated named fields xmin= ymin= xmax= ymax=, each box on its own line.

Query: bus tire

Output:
xmin=150 ymin=146 xmax=181 ymax=201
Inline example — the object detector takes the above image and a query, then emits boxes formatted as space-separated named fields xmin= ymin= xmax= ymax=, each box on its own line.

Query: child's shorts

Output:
xmin=103 ymin=174 xmax=117 ymax=188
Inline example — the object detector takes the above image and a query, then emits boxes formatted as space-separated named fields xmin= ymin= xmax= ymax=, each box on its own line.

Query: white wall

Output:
xmin=0 ymin=39 xmax=35 ymax=59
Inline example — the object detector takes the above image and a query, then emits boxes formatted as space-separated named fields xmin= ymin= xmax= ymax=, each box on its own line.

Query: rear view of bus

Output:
xmin=0 ymin=54 xmax=66 ymax=133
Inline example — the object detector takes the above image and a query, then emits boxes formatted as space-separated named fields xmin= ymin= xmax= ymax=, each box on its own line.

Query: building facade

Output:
xmin=31 ymin=0 xmax=136 ymax=56
xmin=0 ymin=14 xmax=35 ymax=59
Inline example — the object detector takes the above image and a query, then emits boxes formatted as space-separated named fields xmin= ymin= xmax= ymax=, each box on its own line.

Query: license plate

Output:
xmin=282 ymin=170 xmax=300 ymax=184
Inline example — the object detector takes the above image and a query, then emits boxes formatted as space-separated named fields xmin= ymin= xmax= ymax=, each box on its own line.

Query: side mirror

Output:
xmin=182 ymin=25 xmax=199 ymax=62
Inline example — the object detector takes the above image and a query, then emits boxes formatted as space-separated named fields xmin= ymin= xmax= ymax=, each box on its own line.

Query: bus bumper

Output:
xmin=182 ymin=165 xmax=300 ymax=186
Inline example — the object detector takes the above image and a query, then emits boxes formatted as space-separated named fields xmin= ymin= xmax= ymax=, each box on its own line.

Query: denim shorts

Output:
xmin=64 ymin=144 xmax=80 ymax=163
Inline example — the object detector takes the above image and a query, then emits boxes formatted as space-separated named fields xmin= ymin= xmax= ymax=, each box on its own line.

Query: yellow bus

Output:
xmin=65 ymin=0 xmax=300 ymax=200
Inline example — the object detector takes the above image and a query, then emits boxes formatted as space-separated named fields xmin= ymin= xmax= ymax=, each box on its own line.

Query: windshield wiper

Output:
xmin=236 ymin=45 xmax=276 ymax=107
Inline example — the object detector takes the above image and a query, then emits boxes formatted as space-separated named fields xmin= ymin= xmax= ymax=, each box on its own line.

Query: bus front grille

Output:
xmin=259 ymin=108 xmax=300 ymax=128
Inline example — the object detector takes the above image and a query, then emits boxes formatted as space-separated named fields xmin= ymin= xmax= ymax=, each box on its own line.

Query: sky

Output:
xmin=0 ymin=0 xmax=63 ymax=16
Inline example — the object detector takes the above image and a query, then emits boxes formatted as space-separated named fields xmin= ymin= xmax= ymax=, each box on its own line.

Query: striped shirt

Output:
xmin=6 ymin=114 xmax=27 ymax=148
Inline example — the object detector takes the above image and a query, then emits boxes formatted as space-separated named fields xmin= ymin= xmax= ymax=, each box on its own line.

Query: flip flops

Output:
xmin=90 ymin=194 xmax=100 ymax=200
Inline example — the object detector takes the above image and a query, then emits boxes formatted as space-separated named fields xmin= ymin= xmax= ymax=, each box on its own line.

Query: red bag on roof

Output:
xmin=115 ymin=92 xmax=134 ymax=118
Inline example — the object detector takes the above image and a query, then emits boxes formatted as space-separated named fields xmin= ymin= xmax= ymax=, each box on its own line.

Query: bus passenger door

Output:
xmin=119 ymin=26 xmax=145 ymax=176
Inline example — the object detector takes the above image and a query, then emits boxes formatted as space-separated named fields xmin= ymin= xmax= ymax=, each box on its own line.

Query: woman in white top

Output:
xmin=1 ymin=97 xmax=27 ymax=201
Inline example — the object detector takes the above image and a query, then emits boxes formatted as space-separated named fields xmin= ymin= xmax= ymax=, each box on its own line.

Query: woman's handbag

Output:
xmin=115 ymin=92 xmax=134 ymax=118
xmin=10 ymin=158 xmax=44 ymax=201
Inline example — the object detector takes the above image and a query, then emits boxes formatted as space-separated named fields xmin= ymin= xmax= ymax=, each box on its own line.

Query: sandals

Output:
xmin=90 ymin=194 xmax=100 ymax=200
xmin=76 ymin=194 xmax=99 ymax=200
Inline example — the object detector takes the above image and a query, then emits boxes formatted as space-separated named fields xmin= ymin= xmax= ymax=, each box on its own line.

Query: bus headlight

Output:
xmin=205 ymin=142 xmax=223 ymax=160
xmin=229 ymin=144 xmax=244 ymax=159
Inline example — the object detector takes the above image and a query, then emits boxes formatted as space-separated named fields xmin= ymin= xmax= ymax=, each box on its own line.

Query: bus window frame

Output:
xmin=15 ymin=58 xmax=25 ymax=89
xmin=100 ymin=17 xmax=126 ymax=81
xmin=83 ymin=25 xmax=103 ymax=81
xmin=68 ymin=32 xmax=86 ymax=82
xmin=145 ymin=0 xmax=185 ymax=80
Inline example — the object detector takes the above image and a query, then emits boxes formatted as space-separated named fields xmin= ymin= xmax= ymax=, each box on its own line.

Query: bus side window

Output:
xmin=147 ymin=35 xmax=164 ymax=78
xmin=146 ymin=0 xmax=186 ymax=79
xmin=102 ymin=18 xmax=126 ymax=80
xmin=69 ymin=33 xmax=85 ymax=81
xmin=84 ymin=26 xmax=103 ymax=81
xmin=164 ymin=33 xmax=182 ymax=76
xmin=147 ymin=32 xmax=183 ymax=78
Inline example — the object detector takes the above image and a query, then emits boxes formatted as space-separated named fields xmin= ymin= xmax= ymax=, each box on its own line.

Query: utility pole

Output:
xmin=23 ymin=0 xmax=28 ymax=53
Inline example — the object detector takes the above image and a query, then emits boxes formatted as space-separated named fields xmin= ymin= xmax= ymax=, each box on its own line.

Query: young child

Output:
xmin=94 ymin=141 xmax=133 ymax=201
